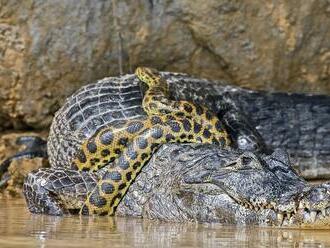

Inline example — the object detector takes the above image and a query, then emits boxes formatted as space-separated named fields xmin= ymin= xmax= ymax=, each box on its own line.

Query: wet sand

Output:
xmin=1 ymin=198 xmax=330 ymax=247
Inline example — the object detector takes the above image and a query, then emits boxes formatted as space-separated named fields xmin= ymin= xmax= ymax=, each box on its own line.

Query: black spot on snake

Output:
xmin=126 ymin=121 xmax=144 ymax=134
xmin=100 ymin=130 xmax=113 ymax=145
xmin=101 ymin=182 xmax=114 ymax=194
xmin=86 ymin=139 xmax=97 ymax=153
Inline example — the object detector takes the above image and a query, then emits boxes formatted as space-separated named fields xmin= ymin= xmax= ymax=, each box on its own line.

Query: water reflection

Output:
xmin=0 ymin=198 xmax=329 ymax=247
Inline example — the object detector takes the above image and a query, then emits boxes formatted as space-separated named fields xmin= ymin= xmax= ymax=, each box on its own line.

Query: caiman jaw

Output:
xmin=235 ymin=196 xmax=299 ymax=225
xmin=297 ymin=183 xmax=330 ymax=223
xmin=234 ymin=183 xmax=330 ymax=226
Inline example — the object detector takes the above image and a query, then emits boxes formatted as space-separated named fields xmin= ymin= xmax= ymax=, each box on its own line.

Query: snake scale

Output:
xmin=66 ymin=67 xmax=231 ymax=215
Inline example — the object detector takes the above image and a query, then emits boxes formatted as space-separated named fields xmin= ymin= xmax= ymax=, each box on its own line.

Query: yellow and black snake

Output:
xmin=74 ymin=67 xmax=230 ymax=215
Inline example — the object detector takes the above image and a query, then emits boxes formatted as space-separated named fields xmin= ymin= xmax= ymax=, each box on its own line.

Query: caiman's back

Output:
xmin=47 ymin=72 xmax=330 ymax=178
xmin=48 ymin=74 xmax=146 ymax=169
xmin=47 ymin=72 xmax=221 ymax=170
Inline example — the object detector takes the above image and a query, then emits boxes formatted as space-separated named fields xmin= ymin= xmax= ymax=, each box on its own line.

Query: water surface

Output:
xmin=1 ymin=198 xmax=330 ymax=247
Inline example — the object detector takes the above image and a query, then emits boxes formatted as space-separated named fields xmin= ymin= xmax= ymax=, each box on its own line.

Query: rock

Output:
xmin=0 ymin=0 xmax=329 ymax=129
xmin=4 ymin=157 xmax=46 ymax=197
xmin=0 ymin=132 xmax=48 ymax=197
xmin=0 ymin=132 xmax=44 ymax=162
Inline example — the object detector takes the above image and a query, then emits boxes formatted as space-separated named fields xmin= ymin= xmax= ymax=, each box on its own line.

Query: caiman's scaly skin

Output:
xmin=20 ymin=68 xmax=330 ymax=226
xmin=116 ymin=144 xmax=330 ymax=226
xmin=26 ymin=67 xmax=230 ymax=216
xmin=43 ymin=71 xmax=330 ymax=177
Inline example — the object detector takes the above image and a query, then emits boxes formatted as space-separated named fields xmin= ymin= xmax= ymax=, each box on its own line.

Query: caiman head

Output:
xmin=119 ymin=144 xmax=330 ymax=227
xmin=24 ymin=143 xmax=330 ymax=227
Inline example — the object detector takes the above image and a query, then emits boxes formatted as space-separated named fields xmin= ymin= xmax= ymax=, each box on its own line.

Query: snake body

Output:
xmin=57 ymin=67 xmax=229 ymax=215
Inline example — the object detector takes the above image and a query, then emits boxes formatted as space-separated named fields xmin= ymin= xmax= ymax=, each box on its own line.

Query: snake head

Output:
xmin=135 ymin=67 xmax=162 ymax=86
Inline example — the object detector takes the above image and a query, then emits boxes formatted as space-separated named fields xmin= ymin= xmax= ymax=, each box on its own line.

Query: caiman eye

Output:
xmin=238 ymin=153 xmax=263 ymax=170
xmin=241 ymin=156 xmax=252 ymax=166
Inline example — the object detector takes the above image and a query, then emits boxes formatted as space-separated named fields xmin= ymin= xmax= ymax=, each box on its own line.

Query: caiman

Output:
xmin=4 ymin=68 xmax=330 ymax=226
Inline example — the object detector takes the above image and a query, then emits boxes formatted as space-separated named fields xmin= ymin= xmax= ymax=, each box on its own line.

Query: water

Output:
xmin=1 ymin=198 xmax=330 ymax=248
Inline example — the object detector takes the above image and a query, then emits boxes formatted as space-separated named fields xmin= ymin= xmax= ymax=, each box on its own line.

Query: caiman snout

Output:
xmin=297 ymin=183 xmax=330 ymax=223
xmin=206 ymin=148 xmax=330 ymax=226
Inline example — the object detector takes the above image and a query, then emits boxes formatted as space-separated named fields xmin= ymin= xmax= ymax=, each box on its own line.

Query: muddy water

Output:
xmin=1 ymin=198 xmax=330 ymax=248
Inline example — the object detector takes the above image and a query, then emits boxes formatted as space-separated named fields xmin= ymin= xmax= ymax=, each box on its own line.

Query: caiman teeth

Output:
xmin=286 ymin=212 xmax=292 ymax=220
xmin=277 ymin=213 xmax=284 ymax=225
xmin=267 ymin=203 xmax=273 ymax=209
xmin=310 ymin=211 xmax=317 ymax=222
xmin=322 ymin=208 xmax=326 ymax=217
xmin=271 ymin=202 xmax=278 ymax=210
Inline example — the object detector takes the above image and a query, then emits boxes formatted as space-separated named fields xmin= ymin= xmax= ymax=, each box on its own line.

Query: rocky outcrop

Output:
xmin=0 ymin=132 xmax=48 ymax=197
xmin=0 ymin=0 xmax=329 ymax=129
